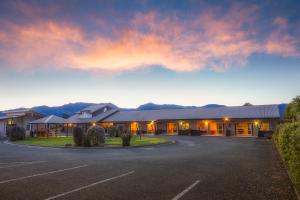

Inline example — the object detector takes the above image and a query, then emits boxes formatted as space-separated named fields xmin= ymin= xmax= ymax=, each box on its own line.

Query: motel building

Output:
xmin=0 ymin=109 xmax=44 ymax=138
xmin=27 ymin=103 xmax=280 ymax=138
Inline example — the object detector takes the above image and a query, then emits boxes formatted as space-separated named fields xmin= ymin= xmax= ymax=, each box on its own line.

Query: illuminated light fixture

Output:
xmin=254 ymin=120 xmax=259 ymax=126
xmin=204 ymin=121 xmax=209 ymax=125
xmin=150 ymin=120 xmax=154 ymax=124
xmin=179 ymin=121 xmax=183 ymax=125
xmin=68 ymin=123 xmax=72 ymax=127
xmin=92 ymin=122 xmax=96 ymax=127
xmin=224 ymin=117 xmax=229 ymax=121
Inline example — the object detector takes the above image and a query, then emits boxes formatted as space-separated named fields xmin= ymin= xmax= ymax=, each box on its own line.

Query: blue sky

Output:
xmin=0 ymin=0 xmax=299 ymax=110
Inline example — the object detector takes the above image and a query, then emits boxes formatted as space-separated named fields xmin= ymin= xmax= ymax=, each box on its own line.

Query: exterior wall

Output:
xmin=0 ymin=121 xmax=6 ymax=138
xmin=95 ymin=118 xmax=279 ymax=137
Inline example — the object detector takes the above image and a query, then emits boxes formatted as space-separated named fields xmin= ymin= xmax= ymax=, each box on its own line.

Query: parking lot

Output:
xmin=0 ymin=136 xmax=297 ymax=200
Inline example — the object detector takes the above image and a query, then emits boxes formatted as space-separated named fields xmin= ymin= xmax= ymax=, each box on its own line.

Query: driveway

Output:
xmin=0 ymin=136 xmax=297 ymax=200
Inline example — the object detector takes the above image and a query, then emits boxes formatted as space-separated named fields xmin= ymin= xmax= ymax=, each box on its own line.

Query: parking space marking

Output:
xmin=0 ymin=164 xmax=88 ymax=184
xmin=44 ymin=171 xmax=135 ymax=200
xmin=0 ymin=161 xmax=40 ymax=165
xmin=171 ymin=180 xmax=200 ymax=200
xmin=0 ymin=161 xmax=46 ymax=169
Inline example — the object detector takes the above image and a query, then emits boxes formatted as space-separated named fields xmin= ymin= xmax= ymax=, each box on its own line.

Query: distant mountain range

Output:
xmin=32 ymin=103 xmax=95 ymax=118
xmin=136 ymin=103 xmax=225 ymax=110
xmin=0 ymin=102 xmax=287 ymax=118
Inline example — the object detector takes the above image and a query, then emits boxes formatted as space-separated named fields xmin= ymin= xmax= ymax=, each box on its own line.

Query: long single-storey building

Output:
xmin=29 ymin=103 xmax=280 ymax=137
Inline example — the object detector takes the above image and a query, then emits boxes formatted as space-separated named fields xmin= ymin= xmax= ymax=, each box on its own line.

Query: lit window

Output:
xmin=260 ymin=122 xmax=270 ymax=131
xmin=181 ymin=122 xmax=189 ymax=130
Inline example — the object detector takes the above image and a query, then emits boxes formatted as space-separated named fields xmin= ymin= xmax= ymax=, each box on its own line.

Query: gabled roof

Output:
xmin=3 ymin=108 xmax=30 ymax=113
xmin=103 ymin=105 xmax=280 ymax=122
xmin=78 ymin=103 xmax=118 ymax=113
xmin=67 ymin=108 xmax=118 ymax=123
xmin=30 ymin=115 xmax=66 ymax=124
xmin=0 ymin=114 xmax=25 ymax=120
xmin=2 ymin=108 xmax=44 ymax=117
xmin=66 ymin=103 xmax=119 ymax=124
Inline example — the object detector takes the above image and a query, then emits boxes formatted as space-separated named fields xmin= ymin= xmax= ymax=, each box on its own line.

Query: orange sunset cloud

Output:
xmin=0 ymin=5 xmax=299 ymax=73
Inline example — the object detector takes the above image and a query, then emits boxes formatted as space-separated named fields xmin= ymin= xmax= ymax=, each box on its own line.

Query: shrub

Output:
xmin=73 ymin=126 xmax=83 ymax=146
xmin=107 ymin=126 xmax=117 ymax=137
xmin=83 ymin=126 xmax=105 ymax=147
xmin=273 ymin=122 xmax=300 ymax=191
xmin=8 ymin=126 xmax=26 ymax=141
xmin=120 ymin=131 xmax=131 ymax=146
xmin=116 ymin=125 xmax=125 ymax=137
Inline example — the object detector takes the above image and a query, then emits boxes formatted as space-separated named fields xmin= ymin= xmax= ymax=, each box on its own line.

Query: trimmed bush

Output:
xmin=83 ymin=126 xmax=105 ymax=147
xmin=273 ymin=122 xmax=300 ymax=191
xmin=107 ymin=126 xmax=117 ymax=137
xmin=120 ymin=131 xmax=131 ymax=146
xmin=73 ymin=126 xmax=83 ymax=146
xmin=8 ymin=126 xmax=26 ymax=141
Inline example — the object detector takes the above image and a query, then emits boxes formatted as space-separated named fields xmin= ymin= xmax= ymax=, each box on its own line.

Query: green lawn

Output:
xmin=15 ymin=136 xmax=170 ymax=147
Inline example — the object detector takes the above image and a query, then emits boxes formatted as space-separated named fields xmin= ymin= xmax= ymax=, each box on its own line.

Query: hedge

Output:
xmin=273 ymin=122 xmax=300 ymax=192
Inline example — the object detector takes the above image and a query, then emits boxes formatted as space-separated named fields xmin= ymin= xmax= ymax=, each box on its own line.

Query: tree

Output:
xmin=243 ymin=102 xmax=253 ymax=106
xmin=73 ymin=126 xmax=83 ymax=146
xmin=285 ymin=96 xmax=300 ymax=122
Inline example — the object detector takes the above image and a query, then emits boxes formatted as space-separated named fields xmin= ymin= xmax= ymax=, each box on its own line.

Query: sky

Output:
xmin=0 ymin=0 xmax=300 ymax=110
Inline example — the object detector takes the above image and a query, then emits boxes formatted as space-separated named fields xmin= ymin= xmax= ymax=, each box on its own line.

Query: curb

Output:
xmin=272 ymin=142 xmax=300 ymax=200
xmin=3 ymin=139 xmax=176 ymax=150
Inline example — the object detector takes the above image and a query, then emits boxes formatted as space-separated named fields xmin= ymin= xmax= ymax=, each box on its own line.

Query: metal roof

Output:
xmin=0 ymin=114 xmax=26 ymax=121
xmin=79 ymin=103 xmax=118 ymax=113
xmin=103 ymin=105 xmax=280 ymax=122
xmin=2 ymin=108 xmax=31 ymax=114
xmin=67 ymin=108 xmax=119 ymax=124
xmin=30 ymin=115 xmax=66 ymax=124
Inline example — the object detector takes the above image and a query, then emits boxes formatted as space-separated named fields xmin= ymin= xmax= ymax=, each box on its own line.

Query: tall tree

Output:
xmin=285 ymin=96 xmax=300 ymax=122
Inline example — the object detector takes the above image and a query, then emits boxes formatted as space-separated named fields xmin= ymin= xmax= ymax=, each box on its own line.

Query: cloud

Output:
xmin=273 ymin=17 xmax=288 ymax=28
xmin=0 ymin=4 xmax=299 ymax=73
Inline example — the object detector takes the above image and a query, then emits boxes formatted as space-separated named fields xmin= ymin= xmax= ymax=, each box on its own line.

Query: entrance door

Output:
xmin=130 ymin=122 xmax=139 ymax=135
xmin=236 ymin=122 xmax=252 ymax=136
xmin=167 ymin=123 xmax=178 ymax=135
xmin=147 ymin=122 xmax=155 ymax=134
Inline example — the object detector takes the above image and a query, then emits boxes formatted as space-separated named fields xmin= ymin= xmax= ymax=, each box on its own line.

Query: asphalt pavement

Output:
xmin=0 ymin=136 xmax=297 ymax=200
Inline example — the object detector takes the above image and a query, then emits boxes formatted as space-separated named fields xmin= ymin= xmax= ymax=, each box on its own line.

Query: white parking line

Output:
xmin=44 ymin=171 xmax=135 ymax=200
xmin=0 ymin=161 xmax=39 ymax=165
xmin=0 ymin=165 xmax=88 ymax=184
xmin=171 ymin=180 xmax=200 ymax=200
xmin=0 ymin=161 xmax=46 ymax=169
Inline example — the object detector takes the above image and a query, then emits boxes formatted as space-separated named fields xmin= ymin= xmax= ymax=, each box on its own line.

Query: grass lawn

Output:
xmin=15 ymin=136 xmax=170 ymax=147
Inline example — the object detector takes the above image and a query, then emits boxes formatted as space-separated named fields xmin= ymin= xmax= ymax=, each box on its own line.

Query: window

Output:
xmin=217 ymin=123 xmax=223 ymax=134
xmin=260 ymin=122 xmax=270 ymax=131
xmin=99 ymin=122 xmax=113 ymax=128
xmin=248 ymin=123 xmax=253 ymax=135
xmin=236 ymin=122 xmax=250 ymax=135
xmin=79 ymin=111 xmax=92 ymax=119
xmin=198 ymin=121 xmax=208 ymax=130
xmin=26 ymin=123 xmax=30 ymax=131
xmin=130 ymin=122 xmax=139 ymax=135
xmin=181 ymin=122 xmax=189 ymax=130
